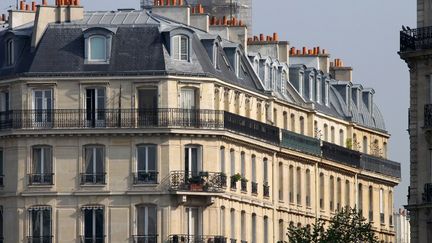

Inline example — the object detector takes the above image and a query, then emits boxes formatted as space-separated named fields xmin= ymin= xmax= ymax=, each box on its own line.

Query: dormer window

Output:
xmin=235 ymin=51 xmax=241 ymax=77
xmin=5 ymin=39 xmax=14 ymax=66
xmin=89 ymin=36 xmax=107 ymax=62
xmin=84 ymin=28 xmax=114 ymax=64
xmin=213 ymin=43 xmax=219 ymax=69
xmin=172 ymin=35 xmax=189 ymax=61
xmin=265 ymin=64 xmax=270 ymax=88
xmin=281 ymin=70 xmax=287 ymax=95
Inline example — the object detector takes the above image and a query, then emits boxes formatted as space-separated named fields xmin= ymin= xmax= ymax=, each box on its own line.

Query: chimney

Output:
xmin=330 ymin=58 xmax=353 ymax=81
xmin=8 ymin=0 xmax=37 ymax=29
xmin=152 ymin=2 xmax=191 ymax=25
xmin=31 ymin=0 xmax=84 ymax=47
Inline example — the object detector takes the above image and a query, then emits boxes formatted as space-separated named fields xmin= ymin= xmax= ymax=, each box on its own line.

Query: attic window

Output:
xmin=89 ymin=36 xmax=107 ymax=62
xmin=222 ymin=55 xmax=231 ymax=70
xmin=213 ymin=43 xmax=219 ymax=69
xmin=172 ymin=35 xmax=189 ymax=61
xmin=5 ymin=39 xmax=14 ymax=66
xmin=235 ymin=51 xmax=241 ymax=78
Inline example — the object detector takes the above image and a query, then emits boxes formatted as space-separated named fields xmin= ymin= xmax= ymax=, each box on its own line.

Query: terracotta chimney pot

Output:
xmin=19 ymin=1 xmax=24 ymax=10
xmin=238 ymin=20 xmax=243 ymax=26
xmin=191 ymin=7 xmax=195 ymax=13
xmin=179 ymin=0 xmax=184 ymax=5
xmin=273 ymin=32 xmax=279 ymax=41
xmin=260 ymin=34 xmax=264 ymax=41
xmin=296 ymin=50 xmax=301 ymax=55
xmin=254 ymin=36 xmax=258 ymax=41
xmin=302 ymin=47 xmax=306 ymax=55
xmin=25 ymin=4 xmax=30 ymax=11
xmin=222 ymin=16 xmax=227 ymax=25
xmin=42 ymin=0 xmax=48 ymax=6
xmin=210 ymin=16 xmax=216 ymax=25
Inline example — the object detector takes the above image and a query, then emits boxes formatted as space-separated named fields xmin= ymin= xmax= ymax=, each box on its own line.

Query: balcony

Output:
xmin=224 ymin=112 xmax=280 ymax=144
xmin=27 ymin=236 xmax=53 ymax=243
xmin=360 ymin=154 xmax=401 ymax=178
xmin=167 ymin=235 xmax=226 ymax=243
xmin=168 ymin=171 xmax=226 ymax=193
xmin=80 ymin=173 xmax=106 ymax=185
xmin=133 ymin=171 xmax=158 ymax=185
xmin=80 ymin=236 xmax=105 ymax=243
xmin=322 ymin=141 xmax=361 ymax=167
xmin=0 ymin=109 xmax=224 ymax=130
xmin=425 ymin=104 xmax=432 ymax=129
xmin=251 ymin=182 xmax=258 ymax=194
xmin=28 ymin=173 xmax=54 ymax=185
xmin=263 ymin=184 xmax=270 ymax=198
xmin=132 ymin=235 xmax=158 ymax=243
xmin=281 ymin=129 xmax=321 ymax=156
xmin=400 ymin=26 xmax=432 ymax=52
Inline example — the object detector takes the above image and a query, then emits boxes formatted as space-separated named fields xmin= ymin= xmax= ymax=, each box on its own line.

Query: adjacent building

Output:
xmin=0 ymin=0 xmax=401 ymax=242
xmin=394 ymin=209 xmax=410 ymax=243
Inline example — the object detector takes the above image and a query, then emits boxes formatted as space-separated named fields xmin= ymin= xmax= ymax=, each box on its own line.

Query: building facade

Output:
xmin=394 ymin=209 xmax=411 ymax=243
xmin=0 ymin=0 xmax=401 ymax=243
xmin=400 ymin=0 xmax=432 ymax=242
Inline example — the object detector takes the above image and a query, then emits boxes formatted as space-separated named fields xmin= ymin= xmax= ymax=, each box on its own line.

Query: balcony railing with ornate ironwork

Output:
xmin=133 ymin=171 xmax=158 ymax=185
xmin=400 ymin=26 xmax=432 ymax=52
xmin=80 ymin=173 xmax=106 ymax=185
xmin=80 ymin=235 xmax=105 ymax=243
xmin=132 ymin=235 xmax=158 ymax=243
xmin=224 ymin=111 xmax=280 ymax=144
xmin=251 ymin=182 xmax=258 ymax=194
xmin=263 ymin=184 xmax=270 ymax=197
xmin=0 ymin=109 xmax=224 ymax=130
xmin=168 ymin=171 xmax=226 ymax=193
xmin=167 ymin=235 xmax=226 ymax=243
xmin=28 ymin=173 xmax=54 ymax=185
xmin=27 ymin=236 xmax=53 ymax=243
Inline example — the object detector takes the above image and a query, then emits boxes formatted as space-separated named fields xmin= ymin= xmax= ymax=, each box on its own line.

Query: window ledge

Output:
xmin=84 ymin=60 xmax=110 ymax=65
xmin=27 ymin=184 xmax=54 ymax=188
xmin=80 ymin=184 xmax=107 ymax=187
xmin=132 ymin=183 xmax=159 ymax=187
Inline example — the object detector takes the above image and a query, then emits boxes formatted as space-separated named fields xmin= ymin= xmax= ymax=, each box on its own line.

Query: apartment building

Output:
xmin=0 ymin=0 xmax=401 ymax=242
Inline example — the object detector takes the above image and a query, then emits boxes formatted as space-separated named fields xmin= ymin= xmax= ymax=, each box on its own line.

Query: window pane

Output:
xmin=148 ymin=206 xmax=157 ymax=235
xmin=84 ymin=210 xmax=93 ymax=237
xmin=90 ymin=37 xmax=106 ymax=61
xmin=43 ymin=147 xmax=52 ymax=173
xmin=95 ymin=209 xmax=104 ymax=237
xmin=137 ymin=147 xmax=147 ymax=172
xmin=95 ymin=147 xmax=104 ymax=173
xmin=31 ymin=211 xmax=42 ymax=237
xmin=43 ymin=210 xmax=51 ymax=236
xmin=172 ymin=36 xmax=180 ymax=60
xmin=84 ymin=148 xmax=94 ymax=174
xmin=180 ymin=36 xmax=188 ymax=61
xmin=147 ymin=146 xmax=156 ymax=171
xmin=33 ymin=148 xmax=42 ymax=174
xmin=137 ymin=207 xmax=146 ymax=235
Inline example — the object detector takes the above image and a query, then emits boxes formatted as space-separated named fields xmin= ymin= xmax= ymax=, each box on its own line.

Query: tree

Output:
xmin=287 ymin=208 xmax=379 ymax=243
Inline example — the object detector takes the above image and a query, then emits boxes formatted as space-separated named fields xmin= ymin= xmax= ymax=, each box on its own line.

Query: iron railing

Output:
xmin=281 ymin=129 xmax=321 ymax=156
xmin=80 ymin=236 xmax=105 ymax=243
xmin=27 ymin=236 xmax=53 ymax=243
xmin=322 ymin=141 xmax=361 ymax=167
xmin=132 ymin=235 xmax=158 ymax=243
xmin=167 ymin=235 xmax=226 ymax=243
xmin=360 ymin=154 xmax=401 ymax=178
xmin=425 ymin=104 xmax=432 ymax=128
xmin=80 ymin=173 xmax=106 ymax=185
xmin=168 ymin=171 xmax=226 ymax=193
xmin=0 ymin=109 xmax=224 ymax=130
xmin=263 ymin=184 xmax=270 ymax=197
xmin=133 ymin=171 xmax=158 ymax=184
xmin=28 ymin=173 xmax=54 ymax=185
xmin=400 ymin=26 xmax=432 ymax=52
xmin=251 ymin=182 xmax=258 ymax=194
xmin=224 ymin=111 xmax=280 ymax=144
xmin=241 ymin=179 xmax=247 ymax=192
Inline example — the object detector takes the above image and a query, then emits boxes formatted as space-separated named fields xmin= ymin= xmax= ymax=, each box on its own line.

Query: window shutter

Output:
xmin=180 ymin=36 xmax=188 ymax=61
xmin=172 ymin=36 xmax=180 ymax=60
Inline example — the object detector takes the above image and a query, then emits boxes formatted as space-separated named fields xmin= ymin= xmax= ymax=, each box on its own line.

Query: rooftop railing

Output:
xmin=322 ymin=141 xmax=361 ymax=167
xmin=281 ymin=129 xmax=321 ymax=156
xmin=167 ymin=235 xmax=226 ymax=243
xmin=400 ymin=26 xmax=432 ymax=52
xmin=168 ymin=171 xmax=227 ymax=193
xmin=360 ymin=154 xmax=401 ymax=178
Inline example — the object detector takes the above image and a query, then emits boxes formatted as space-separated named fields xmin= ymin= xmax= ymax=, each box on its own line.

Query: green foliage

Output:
xmin=346 ymin=138 xmax=353 ymax=149
xmin=287 ymin=208 xmax=378 ymax=243
xmin=230 ymin=173 xmax=242 ymax=183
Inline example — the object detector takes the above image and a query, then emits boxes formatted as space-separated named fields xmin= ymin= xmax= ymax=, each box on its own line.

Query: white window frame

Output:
xmin=172 ymin=35 xmax=189 ymax=61
xmin=6 ymin=39 xmax=14 ymax=66
xmin=88 ymin=35 xmax=107 ymax=62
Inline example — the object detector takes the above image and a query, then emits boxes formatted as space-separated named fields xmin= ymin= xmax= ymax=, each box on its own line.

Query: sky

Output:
xmin=0 ymin=0 xmax=415 ymax=209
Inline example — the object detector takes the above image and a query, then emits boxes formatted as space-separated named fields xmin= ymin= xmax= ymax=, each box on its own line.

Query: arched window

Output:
xmin=296 ymin=167 xmax=302 ymax=205
xmin=89 ymin=35 xmax=107 ymax=61
xmin=306 ymin=169 xmax=311 ymax=207
xmin=383 ymin=142 xmax=388 ymax=158
xmin=235 ymin=51 xmax=241 ymax=77
xmin=358 ymin=183 xmax=363 ymax=214
xmin=230 ymin=149 xmax=235 ymax=176
xmin=345 ymin=180 xmax=350 ymax=207
xmin=336 ymin=178 xmax=341 ymax=210
xmin=6 ymin=39 xmax=14 ymax=66
xmin=273 ymin=108 xmax=278 ymax=126
xmin=283 ymin=112 xmax=288 ymax=130
xmin=263 ymin=158 xmax=269 ymax=185
xmin=28 ymin=205 xmax=52 ymax=241
xmin=353 ymin=133 xmax=358 ymax=150
xmin=252 ymin=155 xmax=256 ymax=183
xmin=363 ymin=136 xmax=368 ymax=154
xmin=136 ymin=204 xmax=157 ymax=238
xmin=289 ymin=165 xmax=294 ymax=203
xmin=279 ymin=219 xmax=284 ymax=242
xmin=213 ymin=42 xmax=219 ymax=69
xmin=279 ymin=162 xmax=284 ymax=201
xmin=265 ymin=64 xmax=271 ymax=88
xmin=299 ymin=116 xmax=305 ymax=135
xmin=240 ymin=152 xmax=246 ymax=177
xmin=220 ymin=146 xmax=225 ymax=173
xmin=330 ymin=126 xmax=335 ymax=143
xmin=290 ymin=114 xmax=296 ymax=132
xmin=251 ymin=213 xmax=257 ymax=243
xmin=388 ymin=191 xmax=393 ymax=225
xmin=220 ymin=206 xmax=226 ymax=235
xmin=379 ymin=188 xmax=384 ymax=224
xmin=330 ymin=176 xmax=335 ymax=211
xmin=241 ymin=211 xmax=246 ymax=241
xmin=324 ymin=124 xmax=328 ymax=141
xmin=369 ymin=186 xmax=374 ymax=222
xmin=339 ymin=129 xmax=344 ymax=146
xmin=172 ymin=35 xmax=189 ymax=61
xmin=230 ymin=209 xmax=235 ymax=240
xmin=82 ymin=205 xmax=104 ymax=242
xmin=263 ymin=216 xmax=269 ymax=242
xmin=319 ymin=173 xmax=325 ymax=209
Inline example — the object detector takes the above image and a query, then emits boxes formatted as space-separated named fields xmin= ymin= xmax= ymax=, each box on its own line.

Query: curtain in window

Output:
xmin=85 ymin=147 xmax=94 ymax=175
xmin=180 ymin=36 xmax=188 ymax=61
xmin=29 ymin=207 xmax=51 ymax=240
xmin=33 ymin=148 xmax=42 ymax=174
xmin=90 ymin=37 xmax=106 ymax=61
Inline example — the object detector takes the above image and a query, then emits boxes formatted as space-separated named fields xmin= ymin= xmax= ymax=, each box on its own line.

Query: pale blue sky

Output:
xmin=0 ymin=0 xmax=414 ymax=209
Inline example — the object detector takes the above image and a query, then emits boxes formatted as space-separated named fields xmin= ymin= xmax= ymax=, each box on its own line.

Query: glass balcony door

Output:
xmin=186 ymin=207 xmax=201 ymax=242
xmin=185 ymin=146 xmax=201 ymax=177
xmin=83 ymin=207 xmax=104 ymax=243
xmin=83 ymin=146 xmax=105 ymax=184
xmin=180 ymin=88 xmax=197 ymax=126
xmin=31 ymin=147 xmax=53 ymax=185
xmin=136 ymin=205 xmax=157 ymax=243
xmin=136 ymin=145 xmax=157 ymax=184
xmin=86 ymin=88 xmax=105 ymax=127
xmin=29 ymin=207 xmax=52 ymax=243
xmin=138 ymin=89 xmax=158 ymax=126
xmin=33 ymin=90 xmax=52 ymax=127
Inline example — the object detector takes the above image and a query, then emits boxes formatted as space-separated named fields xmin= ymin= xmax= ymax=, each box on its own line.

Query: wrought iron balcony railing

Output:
xmin=168 ymin=171 xmax=226 ymax=193
xmin=133 ymin=171 xmax=158 ymax=184
xmin=400 ymin=26 xmax=432 ymax=52
xmin=28 ymin=173 xmax=54 ymax=185
xmin=281 ymin=129 xmax=321 ymax=156
xmin=80 ymin=173 xmax=106 ymax=185
xmin=167 ymin=235 xmax=226 ymax=243
xmin=322 ymin=141 xmax=361 ymax=167
xmin=27 ymin=236 xmax=53 ymax=243
xmin=132 ymin=235 xmax=158 ymax=243
xmin=80 ymin=236 xmax=105 ymax=243
xmin=263 ymin=184 xmax=270 ymax=198
xmin=0 ymin=109 xmax=224 ymax=130
xmin=251 ymin=182 xmax=258 ymax=194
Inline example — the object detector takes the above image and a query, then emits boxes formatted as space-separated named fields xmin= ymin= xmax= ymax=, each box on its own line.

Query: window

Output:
xmin=135 ymin=145 xmax=157 ymax=184
xmin=82 ymin=206 xmax=104 ymax=243
xmin=330 ymin=176 xmax=334 ymax=211
xmin=253 ymin=59 xmax=259 ymax=74
xmin=388 ymin=191 xmax=393 ymax=225
xmin=319 ymin=173 xmax=325 ymax=209
xmin=263 ymin=216 xmax=269 ymax=242
xmin=299 ymin=116 xmax=305 ymax=135
xmin=265 ymin=64 xmax=270 ymax=88
xmin=180 ymin=88 xmax=197 ymax=125
xmin=263 ymin=158 xmax=268 ymax=184
xmin=336 ymin=178 xmax=341 ymax=210
xmin=136 ymin=205 xmax=157 ymax=241
xmin=380 ymin=189 xmax=384 ymax=224
xmin=383 ymin=142 xmax=388 ymax=158
xmin=0 ymin=206 xmax=3 ymax=242
xmin=279 ymin=163 xmax=283 ymax=201
xmin=278 ymin=220 xmax=284 ymax=242
xmin=363 ymin=136 xmax=368 ymax=154
xmin=235 ymin=51 xmax=241 ymax=78
xmin=220 ymin=147 xmax=225 ymax=173
xmin=0 ymin=91 xmax=9 ymax=114
xmin=230 ymin=149 xmax=235 ymax=177
xmin=251 ymin=213 xmax=257 ymax=243
xmin=306 ymin=169 xmax=311 ymax=207
xmin=5 ymin=39 xmax=14 ymax=66
xmin=273 ymin=108 xmax=277 ymax=126
xmin=33 ymin=89 xmax=53 ymax=125
xmin=289 ymin=166 xmax=294 ymax=203
xmin=252 ymin=155 xmax=256 ymax=184
xmin=240 ymin=152 xmax=245 ymax=177
xmin=345 ymin=180 xmax=350 ymax=207
xmin=283 ymin=112 xmax=288 ymax=130
xmin=324 ymin=124 xmax=328 ymax=141
xmin=241 ymin=211 xmax=246 ymax=241
xmin=86 ymin=88 xmax=106 ymax=127
xmin=30 ymin=146 xmax=53 ymax=185
xmin=82 ymin=145 xmax=105 ymax=184
xmin=28 ymin=206 xmax=52 ymax=243
xmin=330 ymin=126 xmax=335 ymax=143
xmin=185 ymin=207 xmax=201 ymax=238
xmin=220 ymin=207 xmax=225 ymax=236
xmin=281 ymin=70 xmax=287 ymax=94
xmin=369 ymin=186 xmax=374 ymax=222
xmin=184 ymin=145 xmax=202 ymax=176
xmin=230 ymin=209 xmax=235 ymax=240
xmin=358 ymin=183 xmax=363 ymax=214
xmin=290 ymin=114 xmax=295 ymax=132
xmin=339 ymin=129 xmax=344 ymax=146
xmin=296 ymin=167 xmax=301 ymax=204
xmin=172 ymin=35 xmax=189 ymax=61
xmin=213 ymin=43 xmax=219 ymax=69
xmin=0 ymin=149 xmax=3 ymax=187
xmin=88 ymin=36 xmax=107 ymax=61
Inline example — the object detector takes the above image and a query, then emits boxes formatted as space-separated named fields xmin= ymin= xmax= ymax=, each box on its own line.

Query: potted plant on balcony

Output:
xmin=188 ymin=174 xmax=205 ymax=192
xmin=230 ymin=173 xmax=242 ymax=188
